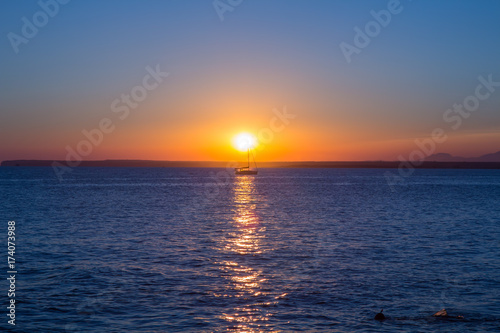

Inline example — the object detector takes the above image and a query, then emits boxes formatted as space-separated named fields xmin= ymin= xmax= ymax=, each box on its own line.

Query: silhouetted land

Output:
xmin=2 ymin=160 xmax=500 ymax=169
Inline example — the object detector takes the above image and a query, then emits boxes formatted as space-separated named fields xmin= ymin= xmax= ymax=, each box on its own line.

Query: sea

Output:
xmin=1 ymin=167 xmax=499 ymax=332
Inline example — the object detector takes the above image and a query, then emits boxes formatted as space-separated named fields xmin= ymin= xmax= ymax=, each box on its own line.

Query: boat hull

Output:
xmin=235 ymin=170 xmax=258 ymax=175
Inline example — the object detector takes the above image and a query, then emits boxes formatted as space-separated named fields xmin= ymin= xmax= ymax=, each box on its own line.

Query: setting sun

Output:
xmin=233 ymin=133 xmax=257 ymax=152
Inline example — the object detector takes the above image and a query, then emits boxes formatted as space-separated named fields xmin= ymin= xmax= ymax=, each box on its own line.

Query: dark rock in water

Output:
xmin=374 ymin=309 xmax=386 ymax=320
xmin=432 ymin=309 xmax=464 ymax=319
xmin=433 ymin=309 xmax=448 ymax=317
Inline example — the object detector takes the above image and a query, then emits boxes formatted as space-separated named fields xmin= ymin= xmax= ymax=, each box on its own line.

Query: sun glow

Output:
xmin=233 ymin=133 xmax=257 ymax=152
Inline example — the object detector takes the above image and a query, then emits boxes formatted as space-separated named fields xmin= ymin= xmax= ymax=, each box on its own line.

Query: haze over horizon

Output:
xmin=2 ymin=0 xmax=500 ymax=163
xmin=2 ymin=148 xmax=500 ymax=164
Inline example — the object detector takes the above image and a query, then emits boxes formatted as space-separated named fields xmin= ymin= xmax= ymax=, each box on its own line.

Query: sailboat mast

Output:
xmin=247 ymin=148 xmax=250 ymax=168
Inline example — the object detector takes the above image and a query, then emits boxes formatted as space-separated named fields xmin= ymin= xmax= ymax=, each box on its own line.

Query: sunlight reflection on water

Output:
xmin=218 ymin=176 xmax=275 ymax=332
xmin=3 ymin=167 xmax=499 ymax=332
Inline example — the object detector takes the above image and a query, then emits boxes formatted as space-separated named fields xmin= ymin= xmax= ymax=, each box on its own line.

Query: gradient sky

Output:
xmin=1 ymin=0 xmax=500 ymax=162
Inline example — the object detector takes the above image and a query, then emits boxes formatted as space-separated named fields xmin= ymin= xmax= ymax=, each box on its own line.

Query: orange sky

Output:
xmin=1 ymin=1 xmax=500 ymax=162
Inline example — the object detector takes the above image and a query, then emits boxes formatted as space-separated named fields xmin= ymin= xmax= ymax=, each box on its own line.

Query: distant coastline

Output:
xmin=2 ymin=159 xmax=500 ymax=169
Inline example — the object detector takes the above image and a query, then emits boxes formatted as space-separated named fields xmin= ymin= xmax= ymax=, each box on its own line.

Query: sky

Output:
xmin=1 ymin=0 xmax=500 ymax=162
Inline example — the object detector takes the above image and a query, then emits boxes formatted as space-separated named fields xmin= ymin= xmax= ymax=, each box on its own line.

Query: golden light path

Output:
xmin=216 ymin=175 xmax=283 ymax=332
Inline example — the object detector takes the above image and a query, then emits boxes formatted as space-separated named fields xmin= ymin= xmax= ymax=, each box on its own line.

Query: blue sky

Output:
xmin=1 ymin=0 xmax=500 ymax=161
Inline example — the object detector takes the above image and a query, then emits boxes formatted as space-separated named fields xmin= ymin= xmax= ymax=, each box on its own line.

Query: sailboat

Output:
xmin=235 ymin=147 xmax=258 ymax=175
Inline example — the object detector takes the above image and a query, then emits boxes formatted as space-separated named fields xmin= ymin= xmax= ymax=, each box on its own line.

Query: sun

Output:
xmin=232 ymin=132 xmax=257 ymax=152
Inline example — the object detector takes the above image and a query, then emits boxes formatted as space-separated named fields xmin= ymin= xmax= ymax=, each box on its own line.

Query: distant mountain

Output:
xmin=425 ymin=151 xmax=500 ymax=162
xmin=2 ymin=151 xmax=500 ymax=168
xmin=424 ymin=153 xmax=467 ymax=162
xmin=2 ymin=159 xmax=500 ymax=169
xmin=476 ymin=151 xmax=500 ymax=162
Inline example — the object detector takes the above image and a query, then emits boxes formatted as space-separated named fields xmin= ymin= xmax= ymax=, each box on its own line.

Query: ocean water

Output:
xmin=1 ymin=167 xmax=500 ymax=332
